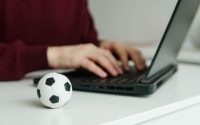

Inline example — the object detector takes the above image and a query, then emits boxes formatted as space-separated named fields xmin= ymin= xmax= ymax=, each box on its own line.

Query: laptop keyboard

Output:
xmin=70 ymin=67 xmax=146 ymax=85
xmin=33 ymin=67 xmax=147 ymax=88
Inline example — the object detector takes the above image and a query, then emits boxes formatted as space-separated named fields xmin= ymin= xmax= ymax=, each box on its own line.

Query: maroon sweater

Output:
xmin=0 ymin=0 xmax=99 ymax=81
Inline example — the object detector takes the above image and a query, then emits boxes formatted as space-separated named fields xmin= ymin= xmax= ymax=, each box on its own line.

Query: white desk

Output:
xmin=0 ymin=63 xmax=200 ymax=125
xmin=139 ymin=103 xmax=200 ymax=125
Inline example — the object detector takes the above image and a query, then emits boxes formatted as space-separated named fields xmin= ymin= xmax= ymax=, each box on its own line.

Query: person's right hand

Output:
xmin=47 ymin=44 xmax=123 ymax=78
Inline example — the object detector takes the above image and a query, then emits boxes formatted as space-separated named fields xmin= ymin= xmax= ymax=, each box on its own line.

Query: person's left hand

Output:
xmin=100 ymin=41 xmax=146 ymax=71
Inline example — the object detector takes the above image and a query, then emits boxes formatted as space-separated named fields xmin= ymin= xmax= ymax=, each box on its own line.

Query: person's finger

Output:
xmin=127 ymin=49 xmax=146 ymax=70
xmin=112 ymin=45 xmax=129 ymax=71
xmin=89 ymin=51 xmax=118 ymax=77
xmin=101 ymin=49 xmax=123 ymax=74
xmin=81 ymin=58 xmax=107 ymax=78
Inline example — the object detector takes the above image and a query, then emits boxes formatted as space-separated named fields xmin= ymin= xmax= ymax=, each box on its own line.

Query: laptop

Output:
xmin=34 ymin=0 xmax=200 ymax=95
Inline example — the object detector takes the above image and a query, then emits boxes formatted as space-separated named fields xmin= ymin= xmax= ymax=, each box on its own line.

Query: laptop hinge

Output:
xmin=139 ymin=64 xmax=177 ymax=84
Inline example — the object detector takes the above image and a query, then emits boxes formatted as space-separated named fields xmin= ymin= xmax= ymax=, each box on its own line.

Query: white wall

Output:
xmin=89 ymin=0 xmax=178 ymax=43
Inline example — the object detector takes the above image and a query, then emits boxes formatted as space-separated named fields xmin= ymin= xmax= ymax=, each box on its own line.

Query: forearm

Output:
xmin=0 ymin=40 xmax=49 ymax=81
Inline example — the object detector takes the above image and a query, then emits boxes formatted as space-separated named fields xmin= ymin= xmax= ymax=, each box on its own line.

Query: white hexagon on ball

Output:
xmin=37 ymin=73 xmax=72 ymax=108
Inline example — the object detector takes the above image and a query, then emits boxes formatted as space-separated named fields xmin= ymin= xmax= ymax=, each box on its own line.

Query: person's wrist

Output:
xmin=47 ymin=46 xmax=60 ymax=68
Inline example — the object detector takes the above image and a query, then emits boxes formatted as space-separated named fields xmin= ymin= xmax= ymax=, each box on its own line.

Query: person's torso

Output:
xmin=0 ymin=0 xmax=85 ymax=46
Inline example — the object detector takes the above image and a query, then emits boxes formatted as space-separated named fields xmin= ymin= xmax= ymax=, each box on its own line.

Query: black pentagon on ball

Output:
xmin=49 ymin=95 xmax=59 ymax=103
xmin=37 ymin=89 xmax=41 ymax=98
xmin=45 ymin=77 xmax=55 ymax=86
xmin=64 ymin=82 xmax=71 ymax=91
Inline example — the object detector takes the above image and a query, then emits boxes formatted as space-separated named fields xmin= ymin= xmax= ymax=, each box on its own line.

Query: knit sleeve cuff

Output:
xmin=20 ymin=45 xmax=50 ymax=74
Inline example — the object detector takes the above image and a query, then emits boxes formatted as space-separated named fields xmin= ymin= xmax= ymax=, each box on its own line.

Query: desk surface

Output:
xmin=139 ymin=103 xmax=200 ymax=125
xmin=1 ymin=64 xmax=200 ymax=125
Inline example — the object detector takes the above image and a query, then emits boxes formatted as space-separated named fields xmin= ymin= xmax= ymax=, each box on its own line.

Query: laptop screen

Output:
xmin=146 ymin=0 xmax=200 ymax=78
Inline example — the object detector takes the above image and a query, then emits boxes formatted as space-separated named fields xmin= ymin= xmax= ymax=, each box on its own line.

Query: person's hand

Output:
xmin=47 ymin=44 xmax=123 ymax=78
xmin=100 ymin=41 xmax=146 ymax=71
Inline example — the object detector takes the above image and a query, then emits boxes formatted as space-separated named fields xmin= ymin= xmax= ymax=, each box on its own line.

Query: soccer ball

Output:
xmin=37 ymin=73 xmax=72 ymax=108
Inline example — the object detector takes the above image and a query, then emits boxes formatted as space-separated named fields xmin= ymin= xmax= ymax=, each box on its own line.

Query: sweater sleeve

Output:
xmin=80 ymin=0 xmax=100 ymax=46
xmin=0 ymin=40 xmax=49 ymax=81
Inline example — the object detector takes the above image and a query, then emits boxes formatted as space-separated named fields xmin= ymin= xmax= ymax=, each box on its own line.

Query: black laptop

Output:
xmin=34 ymin=0 xmax=200 ymax=95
